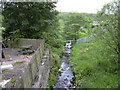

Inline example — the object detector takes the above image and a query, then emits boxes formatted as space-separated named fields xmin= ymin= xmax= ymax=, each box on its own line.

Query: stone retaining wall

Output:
xmin=4 ymin=39 xmax=51 ymax=88
xmin=7 ymin=38 xmax=44 ymax=50
xmin=32 ymin=49 xmax=51 ymax=88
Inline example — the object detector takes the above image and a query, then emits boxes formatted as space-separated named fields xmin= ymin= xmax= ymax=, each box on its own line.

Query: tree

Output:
xmin=63 ymin=13 xmax=91 ymax=40
xmin=2 ymin=2 xmax=58 ymax=40
xmin=96 ymin=0 xmax=119 ymax=55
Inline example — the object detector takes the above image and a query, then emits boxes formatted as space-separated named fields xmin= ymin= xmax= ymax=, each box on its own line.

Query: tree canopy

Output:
xmin=2 ymin=2 xmax=58 ymax=40
xmin=59 ymin=13 xmax=92 ymax=40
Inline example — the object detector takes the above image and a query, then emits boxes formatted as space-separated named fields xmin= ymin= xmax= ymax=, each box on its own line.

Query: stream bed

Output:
xmin=54 ymin=42 xmax=76 ymax=88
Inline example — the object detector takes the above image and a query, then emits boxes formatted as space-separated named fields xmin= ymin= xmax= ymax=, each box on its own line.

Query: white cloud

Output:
xmin=55 ymin=0 xmax=114 ymax=13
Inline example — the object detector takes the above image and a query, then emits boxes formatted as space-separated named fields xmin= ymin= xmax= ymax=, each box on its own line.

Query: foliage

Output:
xmin=0 ymin=14 xmax=3 ymax=24
xmin=70 ymin=1 xmax=119 ymax=88
xmin=11 ymin=79 xmax=16 ymax=83
xmin=2 ymin=2 xmax=58 ymax=40
xmin=0 ymin=28 xmax=2 ymax=39
xmin=96 ymin=1 xmax=119 ymax=55
xmin=46 ymin=41 xmax=64 ymax=88
xmin=59 ymin=12 xmax=93 ymax=40
xmin=2 ymin=2 xmax=64 ymax=88
xmin=48 ymin=51 xmax=61 ymax=88
xmin=1 ymin=0 xmax=119 ymax=88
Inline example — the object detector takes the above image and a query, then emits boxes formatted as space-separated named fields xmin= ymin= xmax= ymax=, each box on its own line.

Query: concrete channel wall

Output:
xmin=5 ymin=39 xmax=51 ymax=88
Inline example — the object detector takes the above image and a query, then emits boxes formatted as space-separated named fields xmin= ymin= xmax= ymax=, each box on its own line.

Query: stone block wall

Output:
xmin=4 ymin=39 xmax=51 ymax=88
xmin=7 ymin=38 xmax=45 ymax=50
xmin=32 ymin=49 xmax=51 ymax=88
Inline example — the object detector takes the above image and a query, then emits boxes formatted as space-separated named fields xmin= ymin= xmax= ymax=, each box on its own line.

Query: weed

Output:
xmin=13 ymin=61 xmax=23 ymax=66
xmin=2 ymin=69 xmax=8 ymax=72
xmin=11 ymin=79 xmax=16 ymax=83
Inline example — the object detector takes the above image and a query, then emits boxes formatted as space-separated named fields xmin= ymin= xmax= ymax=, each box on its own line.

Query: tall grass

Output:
xmin=70 ymin=33 xmax=118 ymax=88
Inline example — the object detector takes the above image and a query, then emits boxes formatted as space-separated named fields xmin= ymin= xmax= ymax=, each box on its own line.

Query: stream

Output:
xmin=54 ymin=41 xmax=76 ymax=88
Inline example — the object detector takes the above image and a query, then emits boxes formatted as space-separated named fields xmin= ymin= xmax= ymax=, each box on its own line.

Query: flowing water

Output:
xmin=54 ymin=42 xmax=75 ymax=88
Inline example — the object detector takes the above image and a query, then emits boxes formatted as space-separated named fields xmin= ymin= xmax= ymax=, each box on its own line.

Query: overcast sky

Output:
xmin=55 ymin=0 xmax=114 ymax=13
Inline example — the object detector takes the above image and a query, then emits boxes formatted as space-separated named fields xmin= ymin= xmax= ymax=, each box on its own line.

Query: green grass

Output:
xmin=2 ymin=69 xmax=8 ymax=72
xmin=70 ymin=40 xmax=119 ymax=88
xmin=11 ymin=79 xmax=16 ymax=83
xmin=13 ymin=61 xmax=23 ymax=65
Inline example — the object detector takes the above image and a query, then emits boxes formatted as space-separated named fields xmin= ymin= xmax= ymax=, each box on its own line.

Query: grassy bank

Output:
xmin=70 ymin=39 xmax=118 ymax=88
xmin=45 ymin=43 xmax=64 ymax=88
xmin=47 ymin=48 xmax=61 ymax=88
